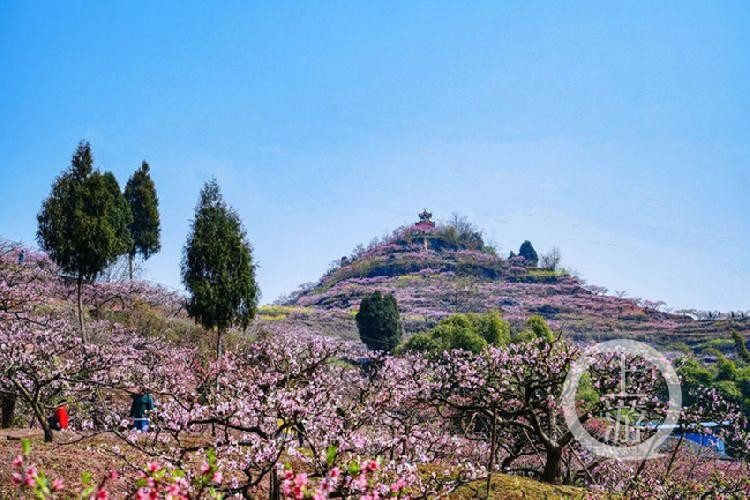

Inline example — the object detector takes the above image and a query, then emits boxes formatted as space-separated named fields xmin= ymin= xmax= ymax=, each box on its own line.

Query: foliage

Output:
xmin=355 ymin=291 xmax=403 ymax=352
xmin=181 ymin=179 xmax=258 ymax=355
xmin=514 ymin=314 xmax=556 ymax=343
xmin=400 ymin=311 xmax=510 ymax=354
xmin=124 ymin=161 xmax=161 ymax=279
xmin=37 ymin=141 xmax=132 ymax=280
xmin=518 ymin=240 xmax=538 ymax=266
xmin=36 ymin=141 xmax=133 ymax=333
xmin=734 ymin=330 xmax=750 ymax=363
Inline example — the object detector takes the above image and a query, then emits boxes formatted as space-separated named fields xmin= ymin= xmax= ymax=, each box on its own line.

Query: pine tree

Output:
xmin=356 ymin=291 xmax=403 ymax=352
xmin=518 ymin=240 xmax=539 ymax=267
xmin=124 ymin=161 xmax=161 ymax=280
xmin=37 ymin=141 xmax=132 ymax=338
xmin=181 ymin=179 xmax=258 ymax=358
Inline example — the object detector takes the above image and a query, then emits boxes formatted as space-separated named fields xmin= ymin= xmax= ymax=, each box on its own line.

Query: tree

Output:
xmin=539 ymin=247 xmax=561 ymax=271
xmin=124 ymin=161 xmax=161 ymax=280
xmin=181 ymin=179 xmax=258 ymax=358
xmin=733 ymin=330 xmax=750 ymax=363
xmin=355 ymin=291 xmax=402 ymax=352
xmin=400 ymin=312 xmax=510 ymax=355
xmin=514 ymin=314 xmax=555 ymax=343
xmin=37 ymin=141 xmax=132 ymax=337
xmin=518 ymin=240 xmax=538 ymax=266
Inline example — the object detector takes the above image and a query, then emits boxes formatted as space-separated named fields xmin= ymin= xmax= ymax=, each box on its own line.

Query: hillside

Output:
xmin=282 ymin=212 xmax=749 ymax=348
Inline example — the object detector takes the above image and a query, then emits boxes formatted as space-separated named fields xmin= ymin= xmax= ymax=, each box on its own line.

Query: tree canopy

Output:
xmin=400 ymin=311 xmax=511 ymax=354
xmin=356 ymin=291 xmax=403 ymax=352
xmin=36 ymin=141 xmax=132 ymax=334
xmin=124 ymin=161 xmax=161 ymax=279
xmin=181 ymin=179 xmax=258 ymax=357
xmin=518 ymin=240 xmax=539 ymax=266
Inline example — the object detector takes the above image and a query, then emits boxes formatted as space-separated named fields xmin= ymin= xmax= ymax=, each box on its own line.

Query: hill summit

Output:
xmin=279 ymin=211 xmax=748 ymax=347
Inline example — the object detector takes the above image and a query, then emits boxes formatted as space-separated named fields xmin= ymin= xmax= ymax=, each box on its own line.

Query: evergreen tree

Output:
xmin=356 ymin=291 xmax=402 ymax=352
xmin=124 ymin=161 xmax=161 ymax=280
xmin=37 ymin=141 xmax=132 ymax=337
xmin=181 ymin=179 xmax=258 ymax=358
xmin=518 ymin=240 xmax=539 ymax=266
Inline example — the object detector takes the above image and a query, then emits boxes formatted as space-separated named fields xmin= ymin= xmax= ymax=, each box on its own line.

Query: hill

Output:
xmin=281 ymin=211 xmax=749 ymax=349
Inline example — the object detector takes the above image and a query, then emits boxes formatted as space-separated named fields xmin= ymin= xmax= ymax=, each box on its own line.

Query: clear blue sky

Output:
xmin=1 ymin=1 xmax=748 ymax=311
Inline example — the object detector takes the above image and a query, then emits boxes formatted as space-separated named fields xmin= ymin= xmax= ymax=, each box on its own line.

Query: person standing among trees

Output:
xmin=129 ymin=390 xmax=155 ymax=432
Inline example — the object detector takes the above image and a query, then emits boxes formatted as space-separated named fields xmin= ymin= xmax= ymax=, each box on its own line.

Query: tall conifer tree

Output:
xmin=124 ymin=161 xmax=161 ymax=280
xmin=37 ymin=141 xmax=132 ymax=337
xmin=181 ymin=179 xmax=258 ymax=358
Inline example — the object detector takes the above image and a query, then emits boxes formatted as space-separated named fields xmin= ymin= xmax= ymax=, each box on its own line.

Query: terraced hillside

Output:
xmin=282 ymin=213 xmax=749 ymax=348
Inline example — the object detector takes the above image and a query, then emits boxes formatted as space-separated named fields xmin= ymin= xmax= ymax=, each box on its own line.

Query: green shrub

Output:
xmin=399 ymin=332 xmax=443 ymax=353
xmin=514 ymin=315 xmax=555 ymax=343
xmin=399 ymin=311 xmax=510 ymax=355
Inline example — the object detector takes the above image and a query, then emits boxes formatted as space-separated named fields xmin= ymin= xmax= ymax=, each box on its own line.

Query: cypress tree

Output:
xmin=124 ymin=161 xmax=161 ymax=280
xmin=181 ymin=179 xmax=258 ymax=358
xmin=356 ymin=291 xmax=403 ymax=352
xmin=37 ymin=141 xmax=132 ymax=337
xmin=518 ymin=240 xmax=539 ymax=267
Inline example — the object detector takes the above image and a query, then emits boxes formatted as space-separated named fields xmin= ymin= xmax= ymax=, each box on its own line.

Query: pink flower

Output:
xmin=11 ymin=472 xmax=22 ymax=486
xmin=109 ymin=470 xmax=119 ymax=480
xmin=52 ymin=478 xmax=64 ymax=491
xmin=147 ymin=462 xmax=160 ymax=473
xmin=212 ymin=471 xmax=222 ymax=484
xmin=366 ymin=460 xmax=378 ymax=472
xmin=96 ymin=489 xmax=109 ymax=500
xmin=284 ymin=470 xmax=295 ymax=480
xmin=357 ymin=474 xmax=368 ymax=489
xmin=200 ymin=462 xmax=211 ymax=474
xmin=294 ymin=472 xmax=308 ymax=487
xmin=12 ymin=455 xmax=23 ymax=468
xmin=329 ymin=467 xmax=341 ymax=478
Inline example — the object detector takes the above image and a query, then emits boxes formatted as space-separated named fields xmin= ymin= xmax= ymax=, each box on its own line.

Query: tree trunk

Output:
xmin=541 ymin=446 xmax=563 ymax=484
xmin=269 ymin=467 xmax=279 ymax=500
xmin=485 ymin=407 xmax=498 ymax=498
xmin=128 ymin=254 xmax=134 ymax=281
xmin=76 ymin=274 xmax=86 ymax=341
xmin=1 ymin=393 xmax=16 ymax=428
xmin=30 ymin=401 xmax=53 ymax=443
xmin=216 ymin=328 xmax=223 ymax=360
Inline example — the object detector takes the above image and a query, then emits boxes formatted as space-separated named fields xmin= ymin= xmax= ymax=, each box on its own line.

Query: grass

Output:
xmin=257 ymin=305 xmax=313 ymax=320
xmin=528 ymin=269 xmax=568 ymax=278
xmin=451 ymin=474 xmax=590 ymax=499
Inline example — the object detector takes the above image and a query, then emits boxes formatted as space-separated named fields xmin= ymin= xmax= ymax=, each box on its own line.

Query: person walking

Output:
xmin=129 ymin=391 xmax=155 ymax=432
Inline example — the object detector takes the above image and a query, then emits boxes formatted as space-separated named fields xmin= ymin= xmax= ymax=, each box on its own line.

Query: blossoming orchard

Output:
xmin=2 ymin=233 xmax=749 ymax=499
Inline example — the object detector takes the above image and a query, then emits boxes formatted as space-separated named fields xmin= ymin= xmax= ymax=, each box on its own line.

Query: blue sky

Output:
xmin=1 ymin=1 xmax=748 ymax=311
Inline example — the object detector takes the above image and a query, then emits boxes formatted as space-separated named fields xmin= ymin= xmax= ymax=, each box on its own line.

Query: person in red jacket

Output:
xmin=47 ymin=403 xmax=69 ymax=431
xmin=55 ymin=404 xmax=68 ymax=430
